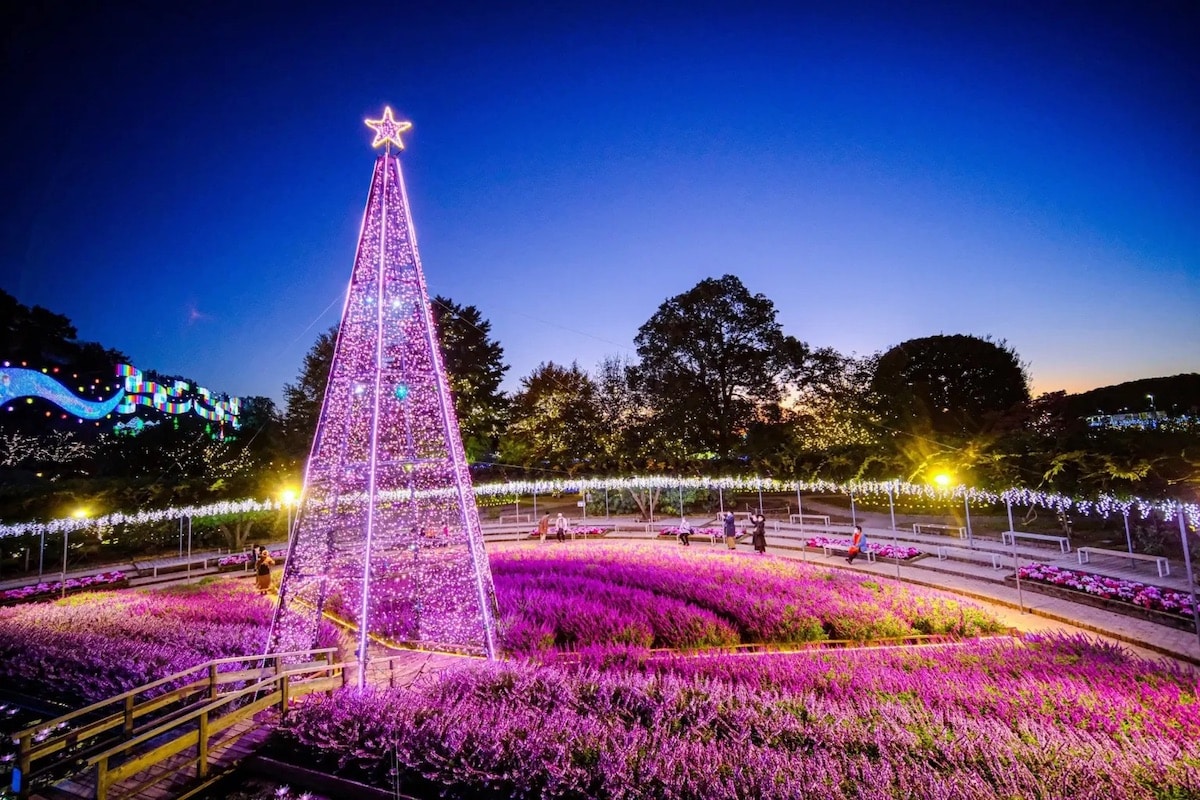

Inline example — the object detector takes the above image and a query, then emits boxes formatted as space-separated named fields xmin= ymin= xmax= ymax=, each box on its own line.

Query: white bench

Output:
xmin=1077 ymin=547 xmax=1170 ymax=578
xmin=913 ymin=523 xmax=966 ymax=540
xmin=788 ymin=513 xmax=831 ymax=526
xmin=1000 ymin=530 xmax=1071 ymax=553
xmin=819 ymin=543 xmax=876 ymax=563
xmin=937 ymin=545 xmax=1003 ymax=569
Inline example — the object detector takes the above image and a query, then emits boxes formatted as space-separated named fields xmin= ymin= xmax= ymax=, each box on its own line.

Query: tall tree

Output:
xmin=431 ymin=296 xmax=509 ymax=462
xmin=499 ymin=361 xmax=602 ymax=473
xmin=281 ymin=325 xmax=338 ymax=463
xmin=633 ymin=274 xmax=817 ymax=460
xmin=869 ymin=334 xmax=1030 ymax=441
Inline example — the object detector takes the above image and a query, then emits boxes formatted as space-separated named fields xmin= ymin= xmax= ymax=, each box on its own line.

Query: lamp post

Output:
xmin=64 ymin=509 xmax=87 ymax=598
xmin=934 ymin=473 xmax=972 ymax=549
xmin=888 ymin=483 xmax=900 ymax=581
xmin=282 ymin=489 xmax=297 ymax=538
xmin=1006 ymin=496 xmax=1024 ymax=613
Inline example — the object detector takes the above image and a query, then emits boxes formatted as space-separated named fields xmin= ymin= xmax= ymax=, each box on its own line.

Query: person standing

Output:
xmin=255 ymin=548 xmax=275 ymax=595
xmin=538 ymin=513 xmax=551 ymax=543
xmin=847 ymin=524 xmax=867 ymax=564
xmin=555 ymin=513 xmax=568 ymax=543
xmin=750 ymin=510 xmax=767 ymax=554
xmin=723 ymin=511 xmax=737 ymax=550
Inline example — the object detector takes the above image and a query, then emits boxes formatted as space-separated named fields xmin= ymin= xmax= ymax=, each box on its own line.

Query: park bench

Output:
xmin=936 ymin=545 xmax=1003 ymax=569
xmin=912 ymin=523 xmax=967 ymax=540
xmin=1000 ymin=530 xmax=1071 ymax=553
xmin=788 ymin=513 xmax=831 ymax=526
xmin=819 ymin=542 xmax=876 ymax=563
xmin=1077 ymin=546 xmax=1170 ymax=578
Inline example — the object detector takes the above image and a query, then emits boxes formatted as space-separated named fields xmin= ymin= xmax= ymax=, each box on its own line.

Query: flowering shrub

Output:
xmin=274 ymin=633 xmax=1200 ymax=799
xmin=0 ymin=580 xmax=335 ymax=706
xmin=806 ymin=536 xmax=922 ymax=560
xmin=524 ymin=526 xmax=611 ymax=540
xmin=0 ymin=571 xmax=128 ymax=604
xmin=492 ymin=545 xmax=1000 ymax=657
xmin=217 ymin=549 xmax=286 ymax=568
xmin=1018 ymin=562 xmax=1196 ymax=618
xmin=656 ymin=525 xmax=722 ymax=538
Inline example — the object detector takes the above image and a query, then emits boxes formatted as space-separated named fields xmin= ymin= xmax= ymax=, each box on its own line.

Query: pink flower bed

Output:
xmin=1018 ymin=562 xmax=1196 ymax=618
xmin=656 ymin=525 xmax=722 ymax=538
xmin=217 ymin=548 xmax=286 ymax=568
xmin=0 ymin=571 xmax=129 ymax=604
xmin=805 ymin=535 xmax=922 ymax=560
xmin=525 ymin=526 xmax=611 ymax=540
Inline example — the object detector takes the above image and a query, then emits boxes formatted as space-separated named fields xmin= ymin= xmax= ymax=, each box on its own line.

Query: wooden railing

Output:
xmin=89 ymin=656 xmax=343 ymax=800
xmin=11 ymin=647 xmax=336 ymax=799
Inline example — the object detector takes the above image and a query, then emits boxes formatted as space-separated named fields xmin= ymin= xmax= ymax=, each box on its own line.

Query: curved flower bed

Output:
xmin=492 ymin=544 xmax=1000 ymax=657
xmin=524 ymin=526 xmax=611 ymax=540
xmin=805 ymin=535 xmax=922 ymax=560
xmin=0 ymin=571 xmax=129 ymax=605
xmin=0 ymin=580 xmax=296 ymax=706
xmin=273 ymin=634 xmax=1200 ymax=799
xmin=1018 ymin=562 xmax=1196 ymax=619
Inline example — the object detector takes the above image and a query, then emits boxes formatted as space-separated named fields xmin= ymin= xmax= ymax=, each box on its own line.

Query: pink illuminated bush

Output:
xmin=274 ymin=633 xmax=1200 ymax=799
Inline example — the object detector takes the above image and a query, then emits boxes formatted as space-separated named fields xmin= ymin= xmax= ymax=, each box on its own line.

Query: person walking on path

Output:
xmin=723 ymin=511 xmax=737 ymax=550
xmin=847 ymin=524 xmax=867 ymax=564
xmin=750 ymin=510 xmax=767 ymax=554
xmin=255 ymin=548 xmax=275 ymax=595
xmin=555 ymin=513 xmax=568 ymax=543
xmin=538 ymin=513 xmax=551 ymax=543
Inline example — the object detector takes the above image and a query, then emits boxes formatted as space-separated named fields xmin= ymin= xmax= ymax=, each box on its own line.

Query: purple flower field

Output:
xmin=275 ymin=634 xmax=1200 ymax=799
xmin=492 ymin=544 xmax=997 ymax=657
xmin=0 ymin=580 xmax=278 ymax=705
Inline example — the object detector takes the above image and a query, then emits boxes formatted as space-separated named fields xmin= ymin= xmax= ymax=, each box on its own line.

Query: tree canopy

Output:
xmin=633 ymin=275 xmax=817 ymax=460
xmin=870 ymin=334 xmax=1030 ymax=440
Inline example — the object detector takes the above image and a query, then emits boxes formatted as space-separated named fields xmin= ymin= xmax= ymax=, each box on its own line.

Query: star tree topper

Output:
xmin=365 ymin=106 xmax=412 ymax=149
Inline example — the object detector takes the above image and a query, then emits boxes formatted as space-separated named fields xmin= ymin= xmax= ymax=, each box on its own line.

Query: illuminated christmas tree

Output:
xmin=269 ymin=108 xmax=498 ymax=675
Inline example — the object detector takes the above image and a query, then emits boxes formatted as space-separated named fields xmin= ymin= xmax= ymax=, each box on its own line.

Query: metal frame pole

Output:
xmin=1177 ymin=507 xmax=1200 ymax=646
xmin=1008 ymin=498 xmax=1023 ymax=613
xmin=60 ymin=529 xmax=70 ymax=598
xmin=963 ymin=493 xmax=974 ymax=549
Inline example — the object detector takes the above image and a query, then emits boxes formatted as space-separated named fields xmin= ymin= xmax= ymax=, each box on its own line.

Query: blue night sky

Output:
xmin=2 ymin=1 xmax=1197 ymax=404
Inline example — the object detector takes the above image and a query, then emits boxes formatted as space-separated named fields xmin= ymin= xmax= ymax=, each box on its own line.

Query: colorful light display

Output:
xmin=0 ymin=363 xmax=240 ymax=428
xmin=268 ymin=110 xmax=499 ymax=674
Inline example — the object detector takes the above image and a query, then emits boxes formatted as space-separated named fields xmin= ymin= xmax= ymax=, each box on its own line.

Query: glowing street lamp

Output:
xmin=933 ymin=473 xmax=973 ymax=549
xmin=281 ymin=489 xmax=298 ymax=537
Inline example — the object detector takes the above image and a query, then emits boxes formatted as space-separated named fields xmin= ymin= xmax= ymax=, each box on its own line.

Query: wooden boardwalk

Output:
xmin=25 ymin=648 xmax=468 ymax=800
